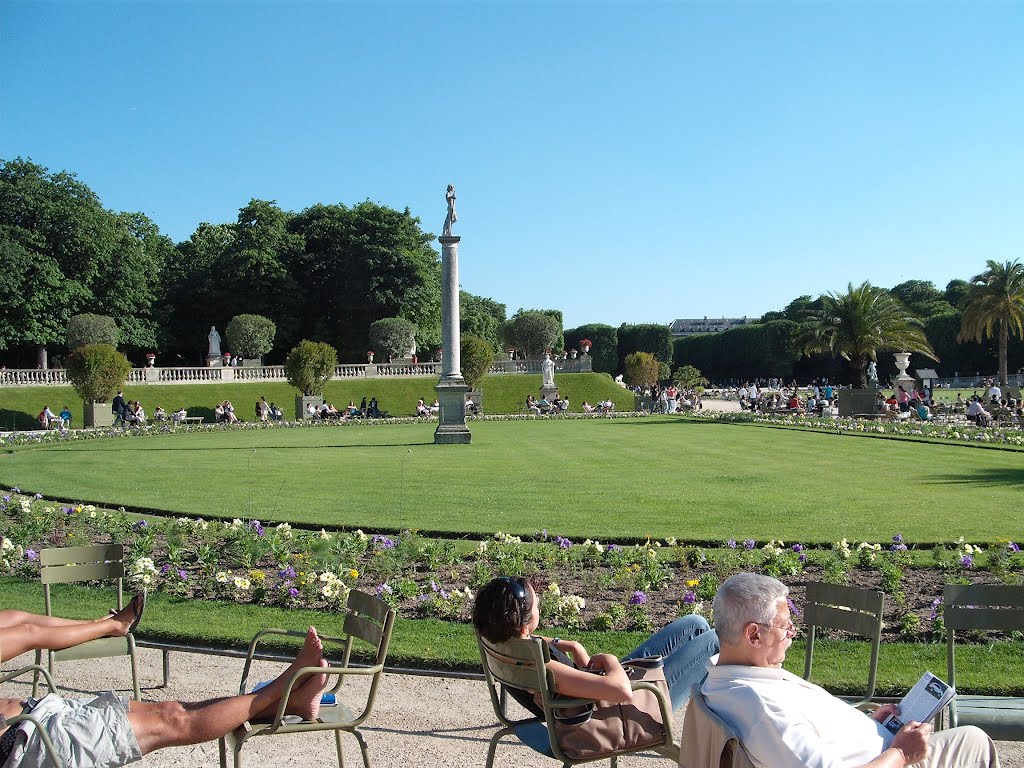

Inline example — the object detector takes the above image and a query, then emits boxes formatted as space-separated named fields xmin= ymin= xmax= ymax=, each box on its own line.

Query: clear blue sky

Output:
xmin=3 ymin=1 xmax=1022 ymax=329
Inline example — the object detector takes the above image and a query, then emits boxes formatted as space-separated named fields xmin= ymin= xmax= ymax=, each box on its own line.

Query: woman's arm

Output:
xmin=547 ymin=653 xmax=632 ymax=704
xmin=535 ymin=636 xmax=591 ymax=668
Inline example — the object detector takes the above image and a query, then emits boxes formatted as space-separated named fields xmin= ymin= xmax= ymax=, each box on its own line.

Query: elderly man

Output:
xmin=0 ymin=628 xmax=328 ymax=768
xmin=703 ymin=573 xmax=999 ymax=768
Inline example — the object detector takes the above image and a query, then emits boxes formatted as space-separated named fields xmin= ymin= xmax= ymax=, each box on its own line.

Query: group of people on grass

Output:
xmin=525 ymin=394 xmax=569 ymax=415
xmin=0 ymin=571 xmax=1003 ymax=767
xmin=415 ymin=398 xmax=440 ymax=417
xmin=36 ymin=407 xmax=72 ymax=430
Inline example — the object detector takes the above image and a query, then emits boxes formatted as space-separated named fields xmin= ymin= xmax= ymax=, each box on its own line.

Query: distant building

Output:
xmin=670 ymin=316 xmax=750 ymax=337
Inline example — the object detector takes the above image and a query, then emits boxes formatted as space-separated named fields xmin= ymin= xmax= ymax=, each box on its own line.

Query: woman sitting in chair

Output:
xmin=472 ymin=576 xmax=718 ymax=712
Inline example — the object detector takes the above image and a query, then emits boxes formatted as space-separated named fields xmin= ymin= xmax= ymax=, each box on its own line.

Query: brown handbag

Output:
xmin=550 ymin=656 xmax=670 ymax=760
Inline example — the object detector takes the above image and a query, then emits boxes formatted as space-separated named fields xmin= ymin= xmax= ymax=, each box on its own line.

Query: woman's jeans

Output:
xmin=623 ymin=615 xmax=719 ymax=711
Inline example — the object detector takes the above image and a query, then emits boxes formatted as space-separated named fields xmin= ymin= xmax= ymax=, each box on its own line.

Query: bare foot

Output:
xmin=286 ymin=659 xmax=329 ymax=721
xmin=287 ymin=627 xmax=323 ymax=677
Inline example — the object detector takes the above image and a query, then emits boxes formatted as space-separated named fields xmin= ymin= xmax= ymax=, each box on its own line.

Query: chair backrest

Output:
xmin=336 ymin=589 xmax=395 ymax=707
xmin=680 ymin=689 xmax=755 ymax=768
xmin=476 ymin=634 xmax=550 ymax=726
xmin=802 ymin=582 xmax=884 ymax=701
xmin=944 ymin=583 xmax=1024 ymax=689
xmin=39 ymin=544 xmax=126 ymax=614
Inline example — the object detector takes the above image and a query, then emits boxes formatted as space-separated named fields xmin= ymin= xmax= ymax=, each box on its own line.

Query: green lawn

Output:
xmin=0 ymin=373 xmax=633 ymax=430
xmin=2 ymin=417 xmax=1022 ymax=543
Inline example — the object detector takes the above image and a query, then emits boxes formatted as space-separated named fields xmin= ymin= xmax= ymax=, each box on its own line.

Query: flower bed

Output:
xmin=2 ymin=494 xmax=1021 ymax=644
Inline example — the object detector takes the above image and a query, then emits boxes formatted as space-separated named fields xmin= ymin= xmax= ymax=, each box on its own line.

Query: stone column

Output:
xmin=434 ymin=235 xmax=471 ymax=444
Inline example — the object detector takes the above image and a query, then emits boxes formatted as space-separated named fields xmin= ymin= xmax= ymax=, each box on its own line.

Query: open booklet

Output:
xmin=880 ymin=671 xmax=955 ymax=747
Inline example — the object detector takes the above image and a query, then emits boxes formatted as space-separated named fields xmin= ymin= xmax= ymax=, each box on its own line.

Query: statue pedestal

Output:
xmin=540 ymin=384 xmax=559 ymax=401
xmin=434 ymin=380 xmax=472 ymax=444
xmin=207 ymin=355 xmax=222 ymax=368
xmin=838 ymin=388 xmax=879 ymax=417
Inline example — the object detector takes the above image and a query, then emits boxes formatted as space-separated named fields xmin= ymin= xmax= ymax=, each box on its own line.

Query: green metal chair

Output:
xmin=218 ymin=589 xmax=396 ymax=768
xmin=1 ymin=663 xmax=62 ymax=768
xmin=944 ymin=583 xmax=1024 ymax=741
xmin=802 ymin=582 xmax=885 ymax=708
xmin=476 ymin=633 xmax=678 ymax=767
xmin=679 ymin=687 xmax=755 ymax=768
xmin=33 ymin=544 xmax=141 ymax=700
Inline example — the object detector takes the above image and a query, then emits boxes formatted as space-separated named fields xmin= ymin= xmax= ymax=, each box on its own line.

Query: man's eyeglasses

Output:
xmin=756 ymin=620 xmax=797 ymax=635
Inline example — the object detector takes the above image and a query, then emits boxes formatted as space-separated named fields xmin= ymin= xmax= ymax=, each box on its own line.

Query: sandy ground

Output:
xmin=2 ymin=647 xmax=1021 ymax=767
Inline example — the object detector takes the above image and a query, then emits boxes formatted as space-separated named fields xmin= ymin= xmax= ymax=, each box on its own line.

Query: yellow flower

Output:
xmin=686 ymin=579 xmax=699 ymax=588
xmin=349 ymin=569 xmax=359 ymax=579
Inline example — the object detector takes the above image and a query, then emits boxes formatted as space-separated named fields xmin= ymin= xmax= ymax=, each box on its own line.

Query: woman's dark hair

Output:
xmin=472 ymin=576 xmax=533 ymax=643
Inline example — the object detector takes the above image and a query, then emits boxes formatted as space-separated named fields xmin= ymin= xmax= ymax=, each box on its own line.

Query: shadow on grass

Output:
xmin=926 ymin=467 xmax=1024 ymax=486
xmin=37 ymin=441 xmax=437 ymax=452
xmin=602 ymin=415 xmax=731 ymax=427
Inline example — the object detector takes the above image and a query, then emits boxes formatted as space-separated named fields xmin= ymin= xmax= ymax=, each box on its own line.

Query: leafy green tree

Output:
xmin=460 ymin=334 xmax=494 ymax=389
xmin=287 ymin=202 xmax=441 ymax=360
xmin=944 ymin=279 xmax=971 ymax=308
xmin=957 ymin=260 xmax=1024 ymax=386
xmin=890 ymin=279 xmax=955 ymax=318
xmin=284 ymin=340 xmax=338 ymax=396
xmin=564 ymin=324 xmax=618 ymax=374
xmin=800 ymin=282 xmax=936 ymax=388
xmin=624 ymin=351 xmax=659 ymax=388
xmin=65 ymin=344 xmax=131 ymax=403
xmin=369 ymin=317 xmax=417 ymax=361
xmin=226 ymin=314 xmax=277 ymax=360
xmin=67 ymin=314 xmax=118 ymax=349
xmin=460 ymin=292 xmax=506 ymax=353
xmin=673 ymin=364 xmax=708 ymax=389
xmin=617 ymin=323 xmax=673 ymax=372
xmin=502 ymin=310 xmax=561 ymax=357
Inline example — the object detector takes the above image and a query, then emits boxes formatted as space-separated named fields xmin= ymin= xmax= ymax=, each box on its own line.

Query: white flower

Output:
xmin=547 ymin=582 xmax=561 ymax=597
xmin=276 ymin=522 xmax=293 ymax=537
xmin=665 ymin=537 xmax=677 ymax=547
xmin=233 ymin=576 xmax=251 ymax=590
xmin=476 ymin=540 xmax=489 ymax=554
xmin=215 ymin=571 xmax=229 ymax=583
xmin=320 ymin=528 xmax=331 ymax=540
xmin=355 ymin=529 xmax=368 ymax=542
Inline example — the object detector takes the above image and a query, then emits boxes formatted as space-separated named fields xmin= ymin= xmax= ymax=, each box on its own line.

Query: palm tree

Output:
xmin=800 ymin=282 xmax=937 ymax=388
xmin=957 ymin=260 xmax=1024 ymax=387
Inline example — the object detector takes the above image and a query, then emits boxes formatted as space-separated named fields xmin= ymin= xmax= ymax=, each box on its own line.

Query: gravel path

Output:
xmin=2 ymin=648 xmax=1020 ymax=767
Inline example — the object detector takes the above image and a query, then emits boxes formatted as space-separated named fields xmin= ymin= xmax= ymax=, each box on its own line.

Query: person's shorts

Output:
xmin=4 ymin=691 xmax=141 ymax=768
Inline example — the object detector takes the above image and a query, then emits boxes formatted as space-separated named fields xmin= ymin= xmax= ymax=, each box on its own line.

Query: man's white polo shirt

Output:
xmin=702 ymin=656 xmax=887 ymax=768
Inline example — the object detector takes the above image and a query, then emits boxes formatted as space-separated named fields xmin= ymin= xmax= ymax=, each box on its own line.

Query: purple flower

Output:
xmin=608 ymin=544 xmax=619 ymax=552
xmin=629 ymin=590 xmax=647 ymax=605
xmin=134 ymin=520 xmax=149 ymax=530
xmin=64 ymin=506 xmax=74 ymax=515
xmin=744 ymin=539 xmax=756 ymax=550
xmin=961 ymin=555 xmax=974 ymax=569
xmin=798 ymin=554 xmax=807 ymax=562
xmin=929 ymin=597 xmax=942 ymax=621
xmin=372 ymin=535 xmax=395 ymax=549
xmin=12 ymin=487 xmax=20 ymax=494
xmin=2 ymin=495 xmax=10 ymax=503
xmin=376 ymin=583 xmax=393 ymax=596
xmin=160 ymin=563 xmax=171 ymax=574
xmin=890 ymin=543 xmax=908 ymax=552
xmin=278 ymin=566 xmax=296 ymax=579
xmin=288 ymin=587 xmax=299 ymax=598
xmin=33 ymin=493 xmax=43 ymax=500
xmin=1009 ymin=542 xmax=1021 ymax=553
xmin=791 ymin=543 xmax=804 ymax=553
xmin=541 ymin=529 xmax=548 ymax=539
xmin=892 ymin=534 xmax=904 ymax=544
xmin=249 ymin=520 xmax=265 ymax=537
xmin=178 ymin=569 xmax=188 ymax=580
xmin=430 ymin=579 xmax=440 ymax=592
xmin=556 ymin=536 xmax=572 ymax=549
xmin=26 ymin=549 xmax=38 ymax=561
xmin=682 ymin=591 xmax=697 ymax=605
xmin=787 ymin=598 xmax=802 ymax=618
xmin=726 ymin=539 xmax=737 ymax=549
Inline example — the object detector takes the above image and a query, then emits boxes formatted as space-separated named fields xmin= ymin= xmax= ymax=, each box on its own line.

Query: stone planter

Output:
xmin=83 ymin=401 xmax=114 ymax=428
xmin=295 ymin=395 xmax=324 ymax=420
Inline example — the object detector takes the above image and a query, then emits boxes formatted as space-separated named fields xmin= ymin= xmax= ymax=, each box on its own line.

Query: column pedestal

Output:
xmin=435 ymin=235 xmax=471 ymax=444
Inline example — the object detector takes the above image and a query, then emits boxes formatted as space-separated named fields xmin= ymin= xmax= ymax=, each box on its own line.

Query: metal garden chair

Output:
xmin=218 ymin=589 xmax=396 ymax=768
xmin=1 ymin=663 xmax=62 ymax=767
xmin=34 ymin=544 xmax=141 ymax=699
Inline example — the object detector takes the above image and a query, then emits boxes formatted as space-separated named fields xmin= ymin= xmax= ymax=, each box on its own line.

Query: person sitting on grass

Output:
xmin=0 ymin=627 xmax=329 ymax=768
xmin=702 ymin=573 xmax=1000 ymax=768
xmin=472 ymin=576 xmax=719 ymax=715
xmin=0 ymin=594 xmax=144 ymax=662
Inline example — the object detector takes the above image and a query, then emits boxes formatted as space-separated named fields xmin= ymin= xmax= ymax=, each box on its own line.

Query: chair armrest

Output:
xmin=260 ymin=662 xmax=385 ymax=733
xmin=0 ymin=664 xmax=57 ymax=693
xmin=1 ymin=713 xmax=61 ymax=768
xmin=631 ymin=680 xmax=675 ymax=744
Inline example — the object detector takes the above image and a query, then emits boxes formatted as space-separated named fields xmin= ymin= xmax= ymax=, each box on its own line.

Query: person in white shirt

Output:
xmin=966 ymin=397 xmax=991 ymax=426
xmin=703 ymin=573 xmax=999 ymax=768
xmin=988 ymin=384 xmax=1002 ymax=403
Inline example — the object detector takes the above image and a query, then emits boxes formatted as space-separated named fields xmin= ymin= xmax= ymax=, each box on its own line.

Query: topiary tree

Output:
xmin=226 ymin=314 xmax=277 ymax=360
xmin=673 ymin=364 xmax=708 ymax=389
xmin=284 ymin=340 xmax=337 ymax=396
xmin=624 ymin=351 xmax=659 ymax=388
xmin=65 ymin=344 xmax=131 ymax=402
xmin=369 ymin=317 xmax=417 ymax=361
xmin=502 ymin=310 xmax=561 ymax=357
xmin=66 ymin=314 xmax=119 ymax=350
xmin=460 ymin=334 xmax=494 ymax=389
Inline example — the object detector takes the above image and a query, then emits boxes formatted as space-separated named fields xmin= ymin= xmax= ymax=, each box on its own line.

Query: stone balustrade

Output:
xmin=0 ymin=356 xmax=591 ymax=386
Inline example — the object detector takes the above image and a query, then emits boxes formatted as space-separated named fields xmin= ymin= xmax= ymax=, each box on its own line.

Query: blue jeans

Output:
xmin=623 ymin=615 xmax=719 ymax=711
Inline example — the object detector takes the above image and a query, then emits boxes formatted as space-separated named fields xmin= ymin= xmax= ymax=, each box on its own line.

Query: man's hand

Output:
xmin=870 ymin=703 xmax=899 ymax=722
xmin=891 ymin=721 xmax=932 ymax=765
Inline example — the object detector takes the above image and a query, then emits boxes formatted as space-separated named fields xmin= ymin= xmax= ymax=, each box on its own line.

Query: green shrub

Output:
xmin=460 ymin=334 xmax=493 ymax=389
xmin=65 ymin=344 xmax=131 ymax=403
xmin=66 ymin=314 xmax=118 ymax=349
xmin=284 ymin=340 xmax=338 ymax=396
xmin=225 ymin=314 xmax=276 ymax=359
xmin=369 ymin=317 xmax=417 ymax=361
xmin=624 ymin=352 xmax=659 ymax=388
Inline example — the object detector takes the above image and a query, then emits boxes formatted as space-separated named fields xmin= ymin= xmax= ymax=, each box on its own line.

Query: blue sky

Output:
xmin=3 ymin=1 xmax=1022 ymax=329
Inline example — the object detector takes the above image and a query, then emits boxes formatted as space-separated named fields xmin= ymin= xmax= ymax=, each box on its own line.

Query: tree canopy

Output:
xmin=957 ymin=260 xmax=1024 ymax=386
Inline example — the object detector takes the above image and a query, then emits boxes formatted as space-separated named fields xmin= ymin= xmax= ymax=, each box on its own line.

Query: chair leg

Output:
xmin=32 ymin=649 xmax=42 ymax=698
xmin=334 ymin=730 xmax=345 ymax=768
xmin=129 ymin=646 xmax=142 ymax=700
xmin=486 ymin=727 xmax=512 ymax=768
xmin=353 ymin=728 xmax=372 ymax=768
xmin=218 ymin=737 xmax=228 ymax=768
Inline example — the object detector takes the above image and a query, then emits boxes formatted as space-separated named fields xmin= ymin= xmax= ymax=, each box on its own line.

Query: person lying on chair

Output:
xmin=702 ymin=573 xmax=1000 ymax=768
xmin=0 ymin=627 xmax=329 ymax=768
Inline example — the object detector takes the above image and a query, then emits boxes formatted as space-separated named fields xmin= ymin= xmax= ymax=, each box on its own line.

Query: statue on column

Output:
xmin=208 ymin=326 xmax=222 ymax=357
xmin=442 ymin=184 xmax=457 ymax=236
xmin=866 ymin=360 xmax=878 ymax=386
xmin=541 ymin=354 xmax=555 ymax=387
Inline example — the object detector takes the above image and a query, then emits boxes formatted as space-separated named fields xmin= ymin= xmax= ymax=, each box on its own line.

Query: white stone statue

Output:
xmin=208 ymin=326 xmax=221 ymax=357
xmin=541 ymin=354 xmax=555 ymax=387
xmin=442 ymin=184 xmax=457 ymax=236
xmin=866 ymin=360 xmax=878 ymax=384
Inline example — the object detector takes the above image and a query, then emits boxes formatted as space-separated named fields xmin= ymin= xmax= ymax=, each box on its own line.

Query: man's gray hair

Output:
xmin=713 ymin=573 xmax=789 ymax=645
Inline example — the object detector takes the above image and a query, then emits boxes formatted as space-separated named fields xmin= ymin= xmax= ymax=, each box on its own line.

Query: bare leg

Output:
xmin=127 ymin=627 xmax=327 ymax=755
xmin=0 ymin=608 xmax=127 ymax=630
xmin=0 ymin=597 xmax=142 ymax=660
